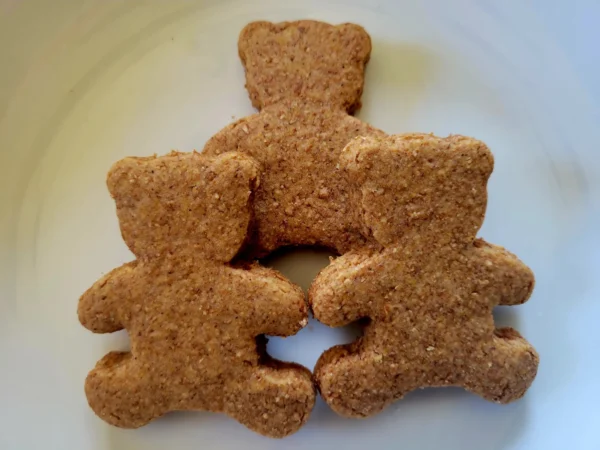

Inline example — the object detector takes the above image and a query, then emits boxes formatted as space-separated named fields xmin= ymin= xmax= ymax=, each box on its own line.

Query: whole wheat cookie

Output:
xmin=78 ymin=151 xmax=315 ymax=438
xmin=310 ymin=134 xmax=539 ymax=418
xmin=203 ymin=20 xmax=385 ymax=256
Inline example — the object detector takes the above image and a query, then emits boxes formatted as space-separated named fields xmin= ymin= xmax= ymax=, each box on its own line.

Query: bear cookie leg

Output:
xmin=315 ymin=346 xmax=399 ymax=418
xmin=224 ymin=364 xmax=315 ymax=438
xmin=462 ymin=328 xmax=539 ymax=404
xmin=85 ymin=352 xmax=168 ymax=428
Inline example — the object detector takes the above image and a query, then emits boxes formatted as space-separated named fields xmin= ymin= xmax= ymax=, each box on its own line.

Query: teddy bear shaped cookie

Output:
xmin=78 ymin=151 xmax=315 ymax=438
xmin=203 ymin=20 xmax=385 ymax=256
xmin=310 ymin=134 xmax=539 ymax=418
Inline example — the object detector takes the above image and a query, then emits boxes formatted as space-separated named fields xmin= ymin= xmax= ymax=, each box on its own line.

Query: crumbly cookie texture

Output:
xmin=79 ymin=151 xmax=315 ymax=438
xmin=203 ymin=20 xmax=385 ymax=256
xmin=310 ymin=134 xmax=538 ymax=418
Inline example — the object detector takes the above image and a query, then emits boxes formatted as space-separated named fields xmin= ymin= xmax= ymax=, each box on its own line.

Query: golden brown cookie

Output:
xmin=79 ymin=151 xmax=315 ymax=438
xmin=310 ymin=134 xmax=538 ymax=418
xmin=203 ymin=20 xmax=385 ymax=256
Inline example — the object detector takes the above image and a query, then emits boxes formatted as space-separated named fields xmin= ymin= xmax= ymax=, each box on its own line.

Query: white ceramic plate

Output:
xmin=2 ymin=1 xmax=599 ymax=449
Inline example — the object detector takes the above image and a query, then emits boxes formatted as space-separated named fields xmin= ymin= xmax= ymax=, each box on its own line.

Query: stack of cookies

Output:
xmin=78 ymin=20 xmax=538 ymax=439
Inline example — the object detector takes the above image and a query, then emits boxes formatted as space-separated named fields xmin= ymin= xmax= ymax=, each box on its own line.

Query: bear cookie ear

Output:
xmin=238 ymin=20 xmax=372 ymax=113
xmin=107 ymin=152 xmax=259 ymax=262
xmin=340 ymin=134 xmax=494 ymax=249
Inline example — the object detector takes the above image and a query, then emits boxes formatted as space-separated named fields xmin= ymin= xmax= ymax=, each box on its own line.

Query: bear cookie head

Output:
xmin=239 ymin=20 xmax=372 ymax=113
xmin=340 ymin=133 xmax=495 ymax=251
xmin=106 ymin=151 xmax=259 ymax=262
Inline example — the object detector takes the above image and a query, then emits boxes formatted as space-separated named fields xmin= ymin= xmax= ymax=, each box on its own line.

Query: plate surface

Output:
xmin=1 ymin=1 xmax=599 ymax=449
